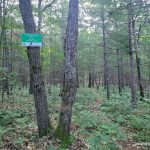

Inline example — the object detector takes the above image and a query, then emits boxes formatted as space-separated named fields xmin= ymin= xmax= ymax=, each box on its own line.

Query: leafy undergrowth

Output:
xmin=100 ymin=89 xmax=150 ymax=150
xmin=0 ymin=86 xmax=150 ymax=150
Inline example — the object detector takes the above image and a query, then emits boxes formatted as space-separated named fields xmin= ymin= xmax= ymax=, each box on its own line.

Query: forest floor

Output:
xmin=0 ymin=86 xmax=150 ymax=150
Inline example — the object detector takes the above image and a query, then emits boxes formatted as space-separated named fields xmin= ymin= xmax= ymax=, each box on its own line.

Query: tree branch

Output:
xmin=42 ymin=0 xmax=56 ymax=12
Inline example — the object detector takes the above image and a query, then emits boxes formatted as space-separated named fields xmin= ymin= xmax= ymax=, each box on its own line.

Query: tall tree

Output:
xmin=117 ymin=49 xmax=122 ymax=94
xmin=101 ymin=2 xmax=110 ymax=99
xmin=132 ymin=20 xmax=144 ymax=99
xmin=55 ymin=0 xmax=79 ymax=143
xmin=127 ymin=0 xmax=137 ymax=108
xmin=19 ymin=0 xmax=51 ymax=137
xmin=1 ymin=0 xmax=10 ymax=100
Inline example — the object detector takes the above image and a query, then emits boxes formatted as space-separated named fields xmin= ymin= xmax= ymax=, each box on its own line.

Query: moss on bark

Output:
xmin=55 ymin=125 xmax=71 ymax=147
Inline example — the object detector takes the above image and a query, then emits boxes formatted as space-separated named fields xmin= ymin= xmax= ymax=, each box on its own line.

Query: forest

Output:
xmin=0 ymin=0 xmax=150 ymax=149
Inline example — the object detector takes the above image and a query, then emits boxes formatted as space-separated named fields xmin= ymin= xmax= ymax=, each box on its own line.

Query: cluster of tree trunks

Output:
xmin=19 ymin=0 xmax=79 ymax=142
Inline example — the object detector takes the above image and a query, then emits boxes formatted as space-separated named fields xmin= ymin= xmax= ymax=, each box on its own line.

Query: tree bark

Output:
xmin=19 ymin=0 xmax=51 ymax=137
xmin=55 ymin=0 xmax=79 ymax=143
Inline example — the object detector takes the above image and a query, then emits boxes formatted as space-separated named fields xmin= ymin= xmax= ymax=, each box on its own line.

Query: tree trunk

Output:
xmin=76 ymin=64 xmax=79 ymax=88
xmin=10 ymin=19 xmax=13 ymax=92
xmin=19 ymin=0 xmax=51 ymax=137
xmin=117 ymin=49 xmax=122 ymax=94
xmin=1 ymin=0 xmax=10 ymax=100
xmin=132 ymin=20 xmax=144 ymax=99
xmin=37 ymin=0 xmax=42 ymax=33
xmin=55 ymin=0 xmax=78 ymax=143
xmin=88 ymin=72 xmax=92 ymax=88
xmin=101 ymin=3 xmax=110 ymax=99
xmin=27 ymin=47 xmax=34 ymax=94
xmin=88 ymin=46 xmax=92 ymax=88
xmin=127 ymin=1 xmax=137 ymax=108
xmin=120 ymin=52 xmax=124 ymax=90
xmin=88 ymin=73 xmax=95 ymax=88
xmin=91 ymin=73 xmax=95 ymax=88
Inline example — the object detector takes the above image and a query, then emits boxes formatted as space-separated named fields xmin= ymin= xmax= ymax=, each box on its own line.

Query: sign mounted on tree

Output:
xmin=21 ymin=34 xmax=42 ymax=47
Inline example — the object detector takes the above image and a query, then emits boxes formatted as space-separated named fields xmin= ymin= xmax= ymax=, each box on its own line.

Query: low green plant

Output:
xmin=88 ymin=133 xmax=119 ymax=150
xmin=0 ymin=110 xmax=20 ymax=126
xmin=73 ymin=110 xmax=100 ymax=131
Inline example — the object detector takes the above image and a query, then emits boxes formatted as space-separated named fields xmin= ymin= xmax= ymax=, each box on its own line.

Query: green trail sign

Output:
xmin=21 ymin=33 xmax=42 ymax=47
